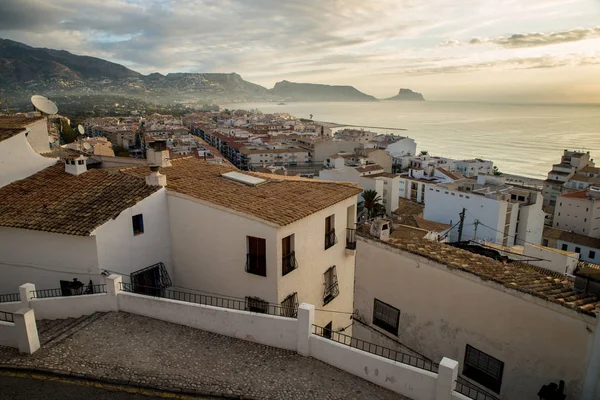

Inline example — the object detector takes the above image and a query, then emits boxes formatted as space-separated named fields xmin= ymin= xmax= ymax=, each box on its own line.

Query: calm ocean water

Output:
xmin=223 ymin=101 xmax=600 ymax=179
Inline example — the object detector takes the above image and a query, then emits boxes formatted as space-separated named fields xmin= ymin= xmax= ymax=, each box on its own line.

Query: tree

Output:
xmin=419 ymin=150 xmax=429 ymax=156
xmin=112 ymin=145 xmax=130 ymax=157
xmin=309 ymin=114 xmax=313 ymax=120
xmin=492 ymin=165 xmax=502 ymax=176
xmin=362 ymin=189 xmax=382 ymax=219
xmin=60 ymin=120 xmax=78 ymax=144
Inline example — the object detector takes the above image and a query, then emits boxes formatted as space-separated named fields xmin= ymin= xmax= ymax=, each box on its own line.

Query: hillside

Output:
xmin=385 ymin=88 xmax=425 ymax=101
xmin=271 ymin=80 xmax=378 ymax=102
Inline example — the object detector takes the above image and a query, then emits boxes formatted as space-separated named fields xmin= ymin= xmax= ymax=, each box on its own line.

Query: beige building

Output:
xmin=240 ymin=145 xmax=311 ymax=167
xmin=543 ymin=150 xmax=595 ymax=208
xmin=553 ymin=187 xmax=600 ymax=238
xmin=356 ymin=148 xmax=393 ymax=173
xmin=353 ymin=228 xmax=600 ymax=400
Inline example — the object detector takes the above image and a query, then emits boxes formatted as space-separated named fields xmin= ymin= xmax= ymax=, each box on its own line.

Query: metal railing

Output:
xmin=0 ymin=293 xmax=20 ymax=303
xmin=455 ymin=379 xmax=500 ymax=400
xmin=0 ymin=311 xmax=14 ymax=323
xmin=323 ymin=282 xmax=339 ymax=305
xmin=346 ymin=228 xmax=357 ymax=250
xmin=120 ymin=282 xmax=298 ymax=318
xmin=30 ymin=284 xmax=107 ymax=299
xmin=325 ymin=229 xmax=337 ymax=250
xmin=245 ymin=254 xmax=267 ymax=277
xmin=282 ymin=251 xmax=298 ymax=276
xmin=312 ymin=324 xmax=439 ymax=372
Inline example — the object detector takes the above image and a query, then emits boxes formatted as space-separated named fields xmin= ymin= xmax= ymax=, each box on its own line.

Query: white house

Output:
xmin=354 ymin=228 xmax=600 ymax=400
xmin=370 ymin=134 xmax=417 ymax=158
xmin=544 ymin=227 xmax=600 ymax=265
xmin=553 ymin=187 xmax=600 ymax=238
xmin=424 ymin=175 xmax=545 ymax=246
xmin=452 ymin=158 xmax=493 ymax=177
xmin=0 ymin=158 xmax=171 ymax=293
xmin=120 ymin=156 xmax=362 ymax=332
xmin=0 ymin=116 xmax=56 ymax=188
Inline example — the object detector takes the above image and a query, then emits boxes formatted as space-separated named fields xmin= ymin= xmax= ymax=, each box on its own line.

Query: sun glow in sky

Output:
xmin=2 ymin=0 xmax=599 ymax=102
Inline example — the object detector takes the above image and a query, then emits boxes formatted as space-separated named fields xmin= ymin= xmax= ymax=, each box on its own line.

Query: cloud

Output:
xmin=461 ymin=26 xmax=600 ymax=48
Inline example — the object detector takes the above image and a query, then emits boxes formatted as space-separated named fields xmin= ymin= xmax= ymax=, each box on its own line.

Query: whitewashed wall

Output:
xmin=0 ymin=131 xmax=57 ymax=188
xmin=30 ymin=294 xmax=115 ymax=320
xmin=0 ymin=227 xmax=101 ymax=293
xmin=354 ymin=236 xmax=595 ymax=399
xmin=276 ymin=196 xmax=357 ymax=331
xmin=94 ymin=189 xmax=173 ymax=277
xmin=0 ymin=321 xmax=18 ymax=348
xmin=25 ymin=119 xmax=51 ymax=154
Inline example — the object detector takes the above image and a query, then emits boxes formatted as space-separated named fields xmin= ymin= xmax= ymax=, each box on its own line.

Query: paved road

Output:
xmin=0 ymin=371 xmax=211 ymax=400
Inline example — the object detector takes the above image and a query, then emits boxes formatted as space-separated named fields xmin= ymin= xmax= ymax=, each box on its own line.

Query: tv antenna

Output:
xmin=78 ymin=124 xmax=85 ymax=135
xmin=31 ymin=95 xmax=58 ymax=115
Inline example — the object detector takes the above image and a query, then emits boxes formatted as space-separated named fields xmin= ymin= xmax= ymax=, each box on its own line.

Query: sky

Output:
xmin=1 ymin=0 xmax=600 ymax=103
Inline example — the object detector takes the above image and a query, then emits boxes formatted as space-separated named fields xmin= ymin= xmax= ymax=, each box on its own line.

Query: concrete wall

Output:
xmin=0 ymin=227 xmax=101 ymax=293
xmin=523 ymin=244 xmax=579 ymax=275
xmin=168 ymin=193 xmax=280 ymax=303
xmin=0 ymin=321 xmax=18 ymax=348
xmin=517 ymin=197 xmax=545 ymax=246
xmin=310 ymin=334 xmax=438 ymax=400
xmin=94 ymin=189 xmax=173 ymax=277
xmin=276 ymin=196 xmax=357 ymax=331
xmin=313 ymin=140 xmax=360 ymax=163
xmin=30 ymin=294 xmax=115 ymax=320
xmin=557 ymin=240 xmax=600 ymax=264
xmin=118 ymin=291 xmax=299 ymax=351
xmin=354 ymin=236 xmax=595 ymax=399
xmin=0 ymin=131 xmax=57 ymax=188
xmin=554 ymin=196 xmax=600 ymax=238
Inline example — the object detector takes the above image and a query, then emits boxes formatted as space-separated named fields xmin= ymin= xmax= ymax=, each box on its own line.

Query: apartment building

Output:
xmin=239 ymin=144 xmax=311 ymax=168
xmin=553 ymin=187 xmax=600 ymax=238
xmin=398 ymin=167 xmax=462 ymax=204
xmin=543 ymin=150 xmax=595 ymax=208
xmin=544 ymin=226 xmax=600 ymax=264
xmin=353 ymin=227 xmax=599 ymax=399
xmin=424 ymin=175 xmax=545 ymax=246
xmin=453 ymin=158 xmax=493 ymax=177
xmin=334 ymin=128 xmax=378 ymax=144
xmin=393 ymin=153 xmax=455 ymax=173
xmin=564 ymin=166 xmax=600 ymax=191
xmin=369 ymin=134 xmax=417 ymax=158
xmin=355 ymin=148 xmax=393 ymax=173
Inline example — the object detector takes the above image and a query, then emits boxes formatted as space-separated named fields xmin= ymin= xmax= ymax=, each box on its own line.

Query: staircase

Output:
xmin=37 ymin=312 xmax=107 ymax=347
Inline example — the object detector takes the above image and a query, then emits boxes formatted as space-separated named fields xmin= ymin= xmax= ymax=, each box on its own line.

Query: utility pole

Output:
xmin=473 ymin=219 xmax=479 ymax=241
xmin=457 ymin=208 xmax=466 ymax=243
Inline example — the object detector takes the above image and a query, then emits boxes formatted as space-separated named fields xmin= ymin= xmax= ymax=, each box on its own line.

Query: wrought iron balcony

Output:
xmin=346 ymin=228 xmax=357 ymax=250
xmin=323 ymin=281 xmax=339 ymax=305
xmin=324 ymin=229 xmax=337 ymax=250
xmin=246 ymin=254 xmax=267 ymax=277
xmin=282 ymin=251 xmax=298 ymax=276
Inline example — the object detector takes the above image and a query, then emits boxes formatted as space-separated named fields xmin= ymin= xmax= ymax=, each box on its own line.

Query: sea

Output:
xmin=222 ymin=101 xmax=600 ymax=179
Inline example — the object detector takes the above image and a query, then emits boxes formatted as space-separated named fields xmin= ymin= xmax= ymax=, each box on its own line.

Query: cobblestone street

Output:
xmin=0 ymin=312 xmax=408 ymax=400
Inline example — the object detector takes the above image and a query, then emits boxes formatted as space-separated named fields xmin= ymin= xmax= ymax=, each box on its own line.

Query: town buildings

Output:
xmin=543 ymin=150 xmax=595 ymax=209
xmin=453 ymin=158 xmax=494 ymax=177
xmin=553 ymin=187 xmax=600 ymax=238
xmin=544 ymin=226 xmax=600 ymax=264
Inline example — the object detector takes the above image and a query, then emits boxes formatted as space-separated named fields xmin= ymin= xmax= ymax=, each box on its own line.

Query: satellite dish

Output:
xmin=83 ymin=142 xmax=92 ymax=151
xmin=31 ymin=95 xmax=58 ymax=115
xmin=78 ymin=125 xmax=85 ymax=134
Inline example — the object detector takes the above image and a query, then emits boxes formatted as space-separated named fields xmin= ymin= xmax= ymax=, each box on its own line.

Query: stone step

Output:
xmin=39 ymin=317 xmax=80 ymax=338
xmin=39 ymin=312 xmax=107 ymax=347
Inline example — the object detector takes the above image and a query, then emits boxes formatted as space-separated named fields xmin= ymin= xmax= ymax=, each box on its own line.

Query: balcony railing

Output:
xmin=0 ymin=311 xmax=14 ymax=323
xmin=346 ymin=228 xmax=357 ymax=250
xmin=324 ymin=229 xmax=337 ymax=250
xmin=455 ymin=379 xmax=500 ymax=400
xmin=0 ymin=293 xmax=20 ymax=303
xmin=30 ymin=284 xmax=106 ymax=299
xmin=282 ymin=251 xmax=298 ymax=276
xmin=246 ymin=254 xmax=267 ymax=277
xmin=323 ymin=282 xmax=339 ymax=305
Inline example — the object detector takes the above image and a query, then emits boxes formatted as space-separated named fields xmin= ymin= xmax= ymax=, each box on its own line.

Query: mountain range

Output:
xmin=0 ymin=38 xmax=423 ymax=104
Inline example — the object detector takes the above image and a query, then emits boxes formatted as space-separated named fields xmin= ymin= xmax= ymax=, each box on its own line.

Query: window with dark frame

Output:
xmin=280 ymin=292 xmax=298 ymax=317
xmin=132 ymin=214 xmax=144 ymax=235
xmin=372 ymin=299 xmax=400 ymax=335
xmin=325 ymin=214 xmax=336 ymax=250
xmin=561 ymin=244 xmax=568 ymax=251
xmin=323 ymin=321 xmax=333 ymax=339
xmin=463 ymin=344 xmax=504 ymax=394
xmin=282 ymin=235 xmax=297 ymax=276
xmin=589 ymin=250 xmax=596 ymax=259
xmin=575 ymin=247 xmax=581 ymax=254
xmin=323 ymin=266 xmax=339 ymax=305
xmin=246 ymin=236 xmax=267 ymax=276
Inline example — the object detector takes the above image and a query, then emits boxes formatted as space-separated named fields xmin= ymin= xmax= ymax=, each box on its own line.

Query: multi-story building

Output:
xmin=398 ymin=166 xmax=462 ymax=204
xmin=553 ymin=187 xmax=600 ymax=238
xmin=334 ymin=129 xmax=378 ymax=144
xmin=369 ymin=134 xmax=417 ymax=158
xmin=543 ymin=149 xmax=595 ymax=208
xmin=543 ymin=226 xmax=600 ymax=264
xmin=453 ymin=158 xmax=493 ymax=177
xmin=239 ymin=144 xmax=311 ymax=168
xmin=564 ymin=165 xmax=600 ymax=192
xmin=424 ymin=175 xmax=545 ymax=246
xmin=393 ymin=153 xmax=455 ymax=173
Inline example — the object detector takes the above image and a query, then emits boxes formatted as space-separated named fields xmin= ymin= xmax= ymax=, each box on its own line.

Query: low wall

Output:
xmin=0 ymin=321 xmax=17 ymax=348
xmin=310 ymin=335 xmax=438 ymax=400
xmin=0 ymin=301 xmax=24 ymax=313
xmin=30 ymin=294 xmax=115 ymax=320
xmin=118 ymin=292 xmax=298 ymax=351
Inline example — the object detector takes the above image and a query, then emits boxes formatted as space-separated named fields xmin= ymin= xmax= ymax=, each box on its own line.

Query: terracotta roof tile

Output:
xmin=121 ymin=157 xmax=361 ymax=226
xmin=359 ymin=227 xmax=599 ymax=316
xmin=356 ymin=164 xmax=384 ymax=173
xmin=0 ymin=163 xmax=159 ymax=236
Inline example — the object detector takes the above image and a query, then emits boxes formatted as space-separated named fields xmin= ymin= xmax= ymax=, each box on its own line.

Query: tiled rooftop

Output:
xmin=0 ymin=163 xmax=159 ymax=236
xmin=561 ymin=190 xmax=591 ymax=199
xmin=121 ymin=157 xmax=361 ymax=226
xmin=544 ymin=227 xmax=600 ymax=249
xmin=359 ymin=227 xmax=600 ymax=316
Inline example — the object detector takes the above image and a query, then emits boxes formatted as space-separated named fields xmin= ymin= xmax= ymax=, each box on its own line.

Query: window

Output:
xmin=518 ymin=195 xmax=525 ymax=202
xmin=132 ymin=214 xmax=144 ymax=235
xmin=325 ymin=215 xmax=337 ymax=250
xmin=280 ymin=292 xmax=298 ymax=317
xmin=282 ymin=235 xmax=297 ymax=276
xmin=543 ymin=239 xmax=549 ymax=246
xmin=575 ymin=247 xmax=581 ymax=253
xmin=373 ymin=299 xmax=400 ymax=335
xmin=246 ymin=236 xmax=267 ymax=276
xmin=245 ymin=296 xmax=268 ymax=314
xmin=562 ymin=244 xmax=568 ymax=251
xmin=463 ymin=345 xmax=504 ymax=393
xmin=589 ymin=250 xmax=596 ymax=259
xmin=510 ymin=194 xmax=517 ymax=200
xmin=323 ymin=321 xmax=333 ymax=339
xmin=323 ymin=266 xmax=339 ymax=305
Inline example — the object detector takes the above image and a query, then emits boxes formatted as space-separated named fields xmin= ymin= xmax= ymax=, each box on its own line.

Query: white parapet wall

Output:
xmin=0 ymin=308 xmax=40 ymax=354
xmin=30 ymin=293 xmax=116 ymax=320
xmin=0 ymin=320 xmax=18 ymax=348
xmin=118 ymin=291 xmax=299 ymax=351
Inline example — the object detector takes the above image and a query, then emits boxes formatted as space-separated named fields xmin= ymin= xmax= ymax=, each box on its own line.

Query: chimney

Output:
xmin=65 ymin=155 xmax=88 ymax=176
xmin=146 ymin=139 xmax=171 ymax=168
xmin=146 ymin=165 xmax=167 ymax=187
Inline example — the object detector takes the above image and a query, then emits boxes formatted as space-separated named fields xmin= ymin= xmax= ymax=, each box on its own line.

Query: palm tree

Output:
xmin=362 ymin=189 xmax=382 ymax=219
xmin=419 ymin=150 xmax=429 ymax=156
xmin=309 ymin=114 xmax=313 ymax=120
xmin=492 ymin=165 xmax=502 ymax=176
